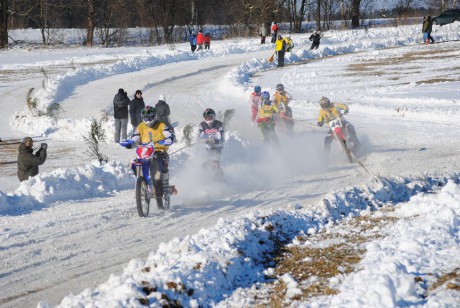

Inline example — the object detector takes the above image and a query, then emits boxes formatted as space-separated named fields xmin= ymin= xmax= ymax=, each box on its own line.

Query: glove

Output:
xmin=343 ymin=110 xmax=349 ymax=115
xmin=40 ymin=143 xmax=48 ymax=150
xmin=317 ymin=122 xmax=323 ymax=127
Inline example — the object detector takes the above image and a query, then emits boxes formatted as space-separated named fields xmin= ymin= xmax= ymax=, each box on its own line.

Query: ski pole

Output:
xmin=169 ymin=143 xmax=195 ymax=156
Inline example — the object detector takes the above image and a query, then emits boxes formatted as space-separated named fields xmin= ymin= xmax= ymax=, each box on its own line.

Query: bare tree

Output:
xmin=287 ymin=0 xmax=308 ymax=32
xmin=316 ymin=0 xmax=321 ymax=30
xmin=86 ymin=0 xmax=95 ymax=46
xmin=0 ymin=0 xmax=7 ymax=48
xmin=351 ymin=0 xmax=360 ymax=27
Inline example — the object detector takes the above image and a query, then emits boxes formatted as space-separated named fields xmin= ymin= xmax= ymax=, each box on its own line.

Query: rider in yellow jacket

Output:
xmin=317 ymin=97 xmax=360 ymax=153
xmin=272 ymin=83 xmax=294 ymax=131
xmin=132 ymin=106 xmax=176 ymax=197
xmin=256 ymin=91 xmax=279 ymax=143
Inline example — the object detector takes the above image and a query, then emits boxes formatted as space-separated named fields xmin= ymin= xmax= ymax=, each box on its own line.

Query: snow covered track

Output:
xmin=0 ymin=23 xmax=460 ymax=307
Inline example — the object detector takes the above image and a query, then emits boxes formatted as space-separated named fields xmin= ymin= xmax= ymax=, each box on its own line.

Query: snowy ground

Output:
xmin=0 ymin=23 xmax=459 ymax=307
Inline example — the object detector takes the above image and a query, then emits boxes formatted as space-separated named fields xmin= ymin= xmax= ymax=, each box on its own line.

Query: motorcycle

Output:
xmin=326 ymin=117 xmax=360 ymax=163
xmin=120 ymin=140 xmax=176 ymax=217
xmin=201 ymin=133 xmax=225 ymax=180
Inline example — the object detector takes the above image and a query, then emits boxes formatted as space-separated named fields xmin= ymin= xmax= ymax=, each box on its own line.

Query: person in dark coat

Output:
xmin=129 ymin=90 xmax=145 ymax=132
xmin=155 ymin=94 xmax=171 ymax=124
xmin=309 ymin=31 xmax=321 ymax=50
xmin=17 ymin=137 xmax=47 ymax=182
xmin=422 ymin=16 xmax=434 ymax=44
xmin=113 ymin=88 xmax=130 ymax=143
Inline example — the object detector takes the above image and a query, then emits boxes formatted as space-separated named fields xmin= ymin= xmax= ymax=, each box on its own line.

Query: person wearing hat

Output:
xmin=154 ymin=94 xmax=171 ymax=124
xmin=113 ymin=88 xmax=130 ymax=143
xmin=17 ymin=137 xmax=47 ymax=182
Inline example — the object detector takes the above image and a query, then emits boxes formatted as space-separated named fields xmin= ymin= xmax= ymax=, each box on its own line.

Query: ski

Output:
xmin=0 ymin=161 xmax=17 ymax=165
xmin=0 ymin=135 xmax=43 ymax=143
xmin=0 ymin=138 xmax=50 ymax=146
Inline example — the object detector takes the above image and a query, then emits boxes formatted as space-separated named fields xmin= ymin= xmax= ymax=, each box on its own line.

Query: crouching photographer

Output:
xmin=17 ymin=137 xmax=48 ymax=182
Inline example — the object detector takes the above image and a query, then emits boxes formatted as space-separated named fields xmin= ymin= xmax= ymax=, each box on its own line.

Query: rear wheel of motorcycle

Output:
xmin=135 ymin=176 xmax=150 ymax=217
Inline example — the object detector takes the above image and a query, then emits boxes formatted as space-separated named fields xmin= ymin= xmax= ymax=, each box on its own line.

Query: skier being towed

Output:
xmin=198 ymin=108 xmax=225 ymax=177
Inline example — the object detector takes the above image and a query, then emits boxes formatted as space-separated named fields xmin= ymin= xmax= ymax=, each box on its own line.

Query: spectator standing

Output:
xmin=155 ymin=94 xmax=171 ymax=124
xmin=113 ymin=88 xmax=130 ymax=143
xmin=260 ymin=24 xmax=267 ymax=44
xmin=204 ymin=33 xmax=211 ymax=49
xmin=17 ymin=137 xmax=47 ymax=182
xmin=309 ymin=31 xmax=321 ymax=50
xmin=189 ymin=32 xmax=197 ymax=52
xmin=271 ymin=22 xmax=279 ymax=43
xmin=196 ymin=30 xmax=204 ymax=51
xmin=129 ymin=90 xmax=145 ymax=132
xmin=275 ymin=34 xmax=286 ymax=67
xmin=422 ymin=16 xmax=434 ymax=44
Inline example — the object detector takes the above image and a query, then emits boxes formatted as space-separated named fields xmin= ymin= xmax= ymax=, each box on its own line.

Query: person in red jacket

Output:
xmin=271 ymin=22 xmax=279 ymax=43
xmin=196 ymin=30 xmax=204 ymax=51
xmin=204 ymin=33 xmax=211 ymax=50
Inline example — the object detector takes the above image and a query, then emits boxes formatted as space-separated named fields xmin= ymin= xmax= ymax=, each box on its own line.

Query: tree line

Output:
xmin=0 ymin=0 xmax=455 ymax=49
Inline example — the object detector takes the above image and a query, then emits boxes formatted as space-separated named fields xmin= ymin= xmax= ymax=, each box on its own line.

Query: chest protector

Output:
xmin=137 ymin=122 xmax=168 ymax=151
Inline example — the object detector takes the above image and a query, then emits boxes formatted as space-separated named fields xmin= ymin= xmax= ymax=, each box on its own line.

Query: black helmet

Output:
xmin=254 ymin=85 xmax=261 ymax=94
xmin=141 ymin=106 xmax=156 ymax=125
xmin=276 ymin=83 xmax=284 ymax=92
xmin=203 ymin=108 xmax=216 ymax=119
xmin=319 ymin=97 xmax=331 ymax=109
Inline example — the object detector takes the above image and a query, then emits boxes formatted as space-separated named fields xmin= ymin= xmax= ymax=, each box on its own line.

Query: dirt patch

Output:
xmin=262 ymin=211 xmax=399 ymax=305
xmin=429 ymin=268 xmax=460 ymax=293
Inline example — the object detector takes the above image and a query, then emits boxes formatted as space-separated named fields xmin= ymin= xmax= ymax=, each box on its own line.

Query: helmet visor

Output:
xmin=143 ymin=115 xmax=155 ymax=122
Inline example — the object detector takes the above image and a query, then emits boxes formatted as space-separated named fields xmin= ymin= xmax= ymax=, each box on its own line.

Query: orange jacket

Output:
xmin=196 ymin=32 xmax=204 ymax=44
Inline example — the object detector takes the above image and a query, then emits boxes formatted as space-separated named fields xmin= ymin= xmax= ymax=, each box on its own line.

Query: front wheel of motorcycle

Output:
xmin=135 ymin=176 xmax=150 ymax=217
xmin=340 ymin=139 xmax=353 ymax=163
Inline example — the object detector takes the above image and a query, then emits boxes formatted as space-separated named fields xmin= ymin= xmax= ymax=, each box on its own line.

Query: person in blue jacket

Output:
xmin=189 ymin=32 xmax=197 ymax=52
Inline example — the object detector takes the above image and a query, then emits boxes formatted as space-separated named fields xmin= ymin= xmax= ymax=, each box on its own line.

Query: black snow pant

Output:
xmin=151 ymin=151 xmax=170 ymax=198
xmin=310 ymin=41 xmax=320 ymax=50
xmin=277 ymin=50 xmax=285 ymax=67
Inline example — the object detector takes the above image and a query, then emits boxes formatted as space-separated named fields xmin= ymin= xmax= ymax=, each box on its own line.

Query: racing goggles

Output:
xmin=143 ymin=115 xmax=155 ymax=122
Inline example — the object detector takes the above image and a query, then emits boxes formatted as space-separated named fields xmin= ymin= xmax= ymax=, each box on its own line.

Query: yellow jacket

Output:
xmin=273 ymin=91 xmax=291 ymax=107
xmin=317 ymin=103 xmax=349 ymax=125
xmin=134 ymin=121 xmax=172 ymax=152
xmin=257 ymin=103 xmax=279 ymax=123
xmin=284 ymin=38 xmax=294 ymax=51
xmin=275 ymin=38 xmax=286 ymax=51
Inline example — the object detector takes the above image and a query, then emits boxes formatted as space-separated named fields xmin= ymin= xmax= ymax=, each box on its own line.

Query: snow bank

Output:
xmin=0 ymin=161 xmax=133 ymax=215
xmin=306 ymin=179 xmax=460 ymax=307
xmin=55 ymin=174 xmax=460 ymax=307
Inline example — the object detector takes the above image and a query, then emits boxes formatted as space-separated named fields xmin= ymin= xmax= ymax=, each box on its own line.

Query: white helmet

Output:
xmin=159 ymin=94 xmax=166 ymax=101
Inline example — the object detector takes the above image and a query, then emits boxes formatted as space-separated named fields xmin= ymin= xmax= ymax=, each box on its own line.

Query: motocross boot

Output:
xmin=161 ymin=172 xmax=170 ymax=198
